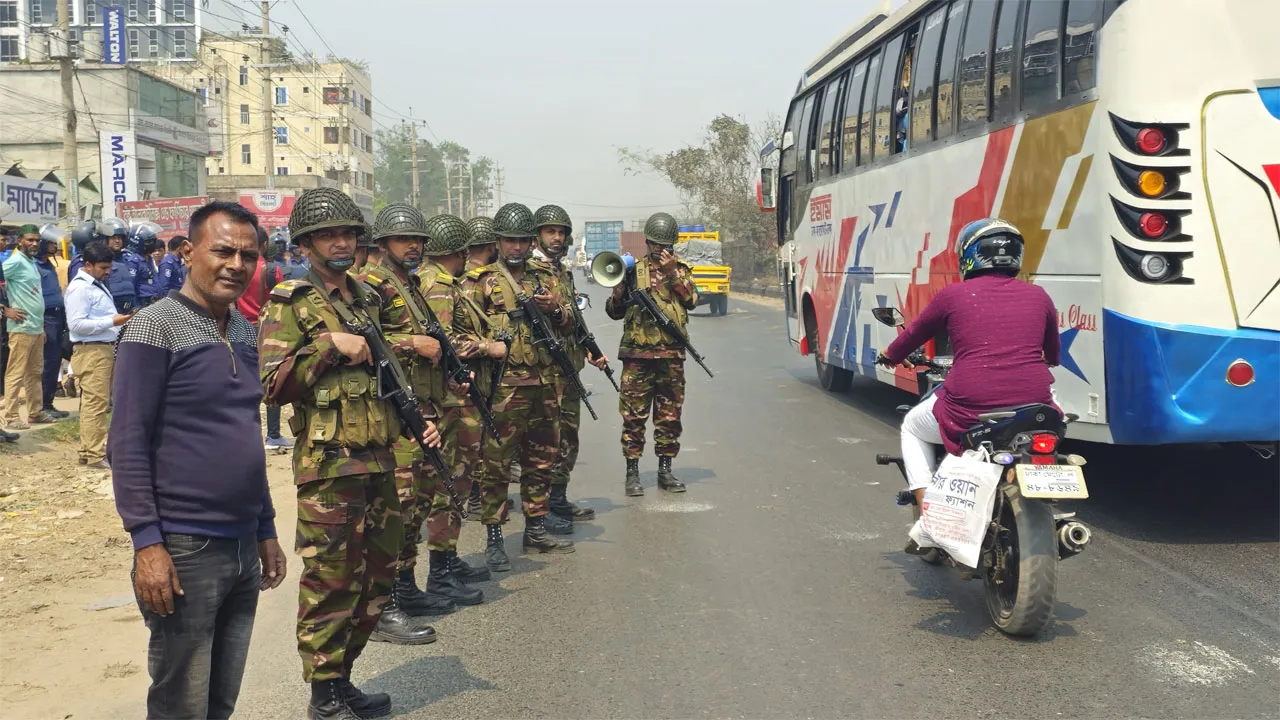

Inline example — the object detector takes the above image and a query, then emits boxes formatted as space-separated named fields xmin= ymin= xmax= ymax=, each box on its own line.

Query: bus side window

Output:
xmin=817 ymin=72 xmax=847 ymax=179
xmin=841 ymin=58 xmax=870 ymax=171
xmin=858 ymin=51 xmax=882 ymax=166
xmin=1063 ymin=0 xmax=1102 ymax=95
xmin=935 ymin=0 xmax=968 ymax=141
xmin=958 ymin=0 xmax=998 ymax=131
xmin=893 ymin=27 xmax=919 ymax=155
xmin=797 ymin=93 xmax=818 ymax=184
xmin=991 ymin=0 xmax=1025 ymax=124
xmin=1021 ymin=0 xmax=1064 ymax=111
xmin=871 ymin=34 xmax=904 ymax=162
xmin=910 ymin=6 xmax=949 ymax=146
xmin=781 ymin=100 xmax=802 ymax=176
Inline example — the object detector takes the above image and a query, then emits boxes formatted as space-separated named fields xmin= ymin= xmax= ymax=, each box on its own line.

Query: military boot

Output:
xmin=523 ymin=515 xmax=576 ymax=554
xmin=309 ymin=679 xmax=362 ymax=720
xmin=550 ymin=483 xmax=596 ymax=521
xmin=466 ymin=483 xmax=482 ymax=521
xmin=338 ymin=680 xmax=391 ymax=719
xmin=370 ymin=592 xmax=438 ymax=645
xmin=486 ymin=524 xmax=511 ymax=572
xmin=543 ymin=508 xmax=574 ymax=535
xmin=395 ymin=568 xmax=455 ymax=617
xmin=426 ymin=550 xmax=484 ymax=606
xmin=657 ymin=457 xmax=686 ymax=493
xmin=624 ymin=458 xmax=643 ymax=497
xmin=449 ymin=550 xmax=491 ymax=583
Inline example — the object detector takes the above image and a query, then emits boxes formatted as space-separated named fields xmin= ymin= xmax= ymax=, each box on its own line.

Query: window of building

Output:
xmin=275 ymin=127 xmax=289 ymax=145
xmin=364 ymin=98 xmax=372 ymax=116
xmin=0 ymin=2 xmax=17 ymax=28
xmin=958 ymin=0 xmax=998 ymax=131
xmin=146 ymin=0 xmax=156 ymax=22
xmin=128 ymin=28 xmax=139 ymax=59
xmin=991 ymin=0 xmax=1024 ymax=123
xmin=30 ymin=0 xmax=43 ymax=24
xmin=816 ymin=73 xmax=846 ymax=179
xmin=147 ymin=29 xmax=159 ymax=58
xmin=871 ymin=34 xmax=904 ymax=162
xmin=127 ymin=0 xmax=137 ymax=20
xmin=85 ymin=0 xmax=97 ymax=24
xmin=934 ymin=0 xmax=967 ymax=141
xmin=218 ymin=166 xmax=224 ymax=174
xmin=173 ymin=28 xmax=187 ymax=58
xmin=274 ymin=86 xmax=288 ymax=105
xmin=0 ymin=36 xmax=17 ymax=61
xmin=323 ymin=126 xmax=339 ymax=144
xmin=839 ymin=58 xmax=870 ymax=171
xmin=238 ymin=103 xmax=249 ymax=124
xmin=241 ymin=144 xmax=251 ymax=164
xmin=306 ymin=166 xmax=313 ymax=173
xmin=1063 ymin=0 xmax=1100 ymax=95
xmin=365 ymin=134 xmax=373 ymax=153
xmin=172 ymin=0 xmax=189 ymax=20
xmin=858 ymin=50 xmax=881 ymax=166
xmin=276 ymin=167 xmax=288 ymax=176
xmin=302 ymin=86 xmax=310 ymax=94
xmin=239 ymin=66 xmax=248 ymax=86
xmin=197 ymin=87 xmax=207 ymax=105
xmin=909 ymin=6 xmax=948 ymax=146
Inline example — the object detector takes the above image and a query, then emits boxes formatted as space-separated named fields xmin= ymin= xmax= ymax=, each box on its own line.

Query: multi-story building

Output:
xmin=0 ymin=0 xmax=247 ymax=63
xmin=151 ymin=32 xmax=377 ymax=217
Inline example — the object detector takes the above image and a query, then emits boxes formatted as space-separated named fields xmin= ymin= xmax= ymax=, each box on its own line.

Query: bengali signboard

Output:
xmin=99 ymin=130 xmax=138 ymax=218
xmin=118 ymin=196 xmax=209 ymax=239
xmin=239 ymin=189 xmax=296 ymax=230
xmin=0 ymin=176 xmax=60 ymax=225
xmin=102 ymin=5 xmax=125 ymax=65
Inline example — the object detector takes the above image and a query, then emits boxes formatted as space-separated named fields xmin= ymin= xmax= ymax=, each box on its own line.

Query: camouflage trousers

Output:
xmin=423 ymin=404 xmax=483 ymax=553
xmin=295 ymin=472 xmax=401 ymax=683
xmin=479 ymin=383 xmax=560 ymax=524
xmin=551 ymin=378 xmax=581 ymax=487
xmin=619 ymin=358 xmax=685 ymax=459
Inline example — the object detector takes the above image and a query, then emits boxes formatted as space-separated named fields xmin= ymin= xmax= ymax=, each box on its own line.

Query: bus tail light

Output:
xmin=1111 ymin=157 xmax=1188 ymax=200
xmin=1140 ymin=254 xmax=1170 ymax=280
xmin=1109 ymin=197 xmax=1189 ymax=242
xmin=1139 ymin=212 xmax=1168 ymax=237
xmin=1136 ymin=127 xmax=1167 ymax=155
xmin=1109 ymin=114 xmax=1189 ymax=157
xmin=1138 ymin=170 xmax=1167 ymax=197
xmin=1226 ymin=359 xmax=1255 ymax=387
xmin=1111 ymin=239 xmax=1193 ymax=285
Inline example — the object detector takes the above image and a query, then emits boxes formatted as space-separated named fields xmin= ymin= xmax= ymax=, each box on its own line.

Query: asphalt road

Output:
xmin=131 ymin=284 xmax=1280 ymax=718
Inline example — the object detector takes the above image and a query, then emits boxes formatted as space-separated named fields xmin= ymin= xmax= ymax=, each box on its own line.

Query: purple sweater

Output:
xmin=884 ymin=274 xmax=1060 ymax=453
xmin=109 ymin=293 xmax=276 ymax=550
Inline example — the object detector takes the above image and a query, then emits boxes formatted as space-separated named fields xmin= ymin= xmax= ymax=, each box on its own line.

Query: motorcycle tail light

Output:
xmin=1031 ymin=433 xmax=1059 ymax=454
xmin=1030 ymin=454 xmax=1058 ymax=466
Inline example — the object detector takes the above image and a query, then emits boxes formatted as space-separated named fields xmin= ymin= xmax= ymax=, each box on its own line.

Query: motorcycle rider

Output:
xmin=877 ymin=218 xmax=1060 ymax=509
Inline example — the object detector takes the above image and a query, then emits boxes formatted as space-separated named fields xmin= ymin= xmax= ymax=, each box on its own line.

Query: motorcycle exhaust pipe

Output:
xmin=1057 ymin=520 xmax=1091 ymax=557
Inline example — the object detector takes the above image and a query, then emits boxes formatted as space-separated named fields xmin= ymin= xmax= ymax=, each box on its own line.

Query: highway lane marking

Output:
xmin=1137 ymin=640 xmax=1256 ymax=687
xmin=640 ymin=501 xmax=715 ymax=513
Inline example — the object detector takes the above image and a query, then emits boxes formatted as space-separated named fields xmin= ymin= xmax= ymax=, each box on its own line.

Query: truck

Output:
xmin=675 ymin=227 xmax=731 ymax=316
xmin=582 ymin=221 xmax=623 ymax=261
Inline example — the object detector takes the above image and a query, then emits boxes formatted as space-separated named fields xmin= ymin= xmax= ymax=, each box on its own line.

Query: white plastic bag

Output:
xmin=908 ymin=449 xmax=1004 ymax=568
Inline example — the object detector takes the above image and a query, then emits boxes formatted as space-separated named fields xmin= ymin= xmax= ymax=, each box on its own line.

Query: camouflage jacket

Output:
xmin=605 ymin=255 xmax=698 ymax=360
xmin=258 ymin=272 xmax=398 ymax=484
xmin=463 ymin=261 xmax=573 ymax=386
xmin=531 ymin=256 xmax=586 ymax=372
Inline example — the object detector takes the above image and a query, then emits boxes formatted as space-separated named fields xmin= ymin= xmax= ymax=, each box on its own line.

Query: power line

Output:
xmin=501 ymin=189 xmax=678 ymax=210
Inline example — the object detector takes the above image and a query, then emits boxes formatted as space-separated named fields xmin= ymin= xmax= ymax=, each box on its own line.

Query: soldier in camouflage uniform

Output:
xmin=357 ymin=205 xmax=491 ymax=619
xmin=466 ymin=216 xmax=499 ymax=272
xmin=259 ymin=188 xmax=440 ymax=720
xmin=532 ymin=205 xmax=611 ymax=532
xmin=463 ymin=203 xmax=575 ymax=571
xmin=604 ymin=212 xmax=699 ymax=496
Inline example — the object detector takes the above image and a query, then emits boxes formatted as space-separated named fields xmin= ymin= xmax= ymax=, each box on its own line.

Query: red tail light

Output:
xmin=1139 ymin=212 xmax=1168 ymax=238
xmin=1136 ymin=127 xmax=1167 ymax=155
xmin=1031 ymin=433 xmax=1059 ymax=454
xmin=1030 ymin=454 xmax=1058 ymax=466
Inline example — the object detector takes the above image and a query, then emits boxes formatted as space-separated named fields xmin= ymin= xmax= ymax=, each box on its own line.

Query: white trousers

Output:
xmin=900 ymin=394 xmax=943 ymax=491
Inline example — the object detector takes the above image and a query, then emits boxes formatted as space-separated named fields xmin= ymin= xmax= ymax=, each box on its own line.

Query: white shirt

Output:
xmin=65 ymin=269 xmax=120 ymax=344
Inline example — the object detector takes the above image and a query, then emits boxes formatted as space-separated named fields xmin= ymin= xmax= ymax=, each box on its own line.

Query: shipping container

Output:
xmin=583 ymin=220 xmax=624 ymax=259
xmin=620 ymin=231 xmax=647 ymax=259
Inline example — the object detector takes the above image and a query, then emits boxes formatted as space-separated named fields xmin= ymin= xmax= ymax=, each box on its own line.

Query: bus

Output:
xmin=759 ymin=0 xmax=1279 ymax=448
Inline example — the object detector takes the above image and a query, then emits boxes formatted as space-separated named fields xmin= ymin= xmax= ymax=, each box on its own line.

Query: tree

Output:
xmin=374 ymin=127 xmax=493 ymax=218
xmin=619 ymin=114 xmax=781 ymax=279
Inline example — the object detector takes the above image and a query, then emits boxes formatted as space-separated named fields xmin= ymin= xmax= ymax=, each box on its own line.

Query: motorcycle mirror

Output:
xmin=575 ymin=293 xmax=591 ymax=311
xmin=872 ymin=307 xmax=905 ymax=327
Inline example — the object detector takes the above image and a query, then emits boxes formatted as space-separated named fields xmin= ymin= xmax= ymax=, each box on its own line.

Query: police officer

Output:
xmin=604 ymin=212 xmax=699 ymax=496
xmin=463 ymin=203 xmax=574 ymax=571
xmin=156 ymin=235 xmax=187 ymax=297
xmin=258 ymin=188 xmax=438 ymax=720
xmin=531 ymin=205 xmax=609 ymax=531
xmin=99 ymin=218 xmax=140 ymax=313
xmin=67 ymin=220 xmax=98 ymax=282
xmin=129 ymin=222 xmax=162 ymax=306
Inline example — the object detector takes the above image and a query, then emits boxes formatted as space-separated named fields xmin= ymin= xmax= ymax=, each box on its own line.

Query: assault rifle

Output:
xmin=569 ymin=294 xmax=620 ymax=393
xmin=486 ymin=331 xmax=513 ymax=417
xmin=340 ymin=305 xmax=467 ymax=518
xmin=406 ymin=284 xmax=501 ymax=440
xmin=624 ymin=259 xmax=715 ymax=379
xmin=518 ymin=283 xmax=598 ymax=420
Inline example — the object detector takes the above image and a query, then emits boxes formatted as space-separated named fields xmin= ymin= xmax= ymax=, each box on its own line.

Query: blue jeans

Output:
xmin=136 ymin=534 xmax=261 ymax=720
xmin=266 ymin=405 xmax=281 ymax=439
xmin=42 ymin=308 xmax=64 ymax=409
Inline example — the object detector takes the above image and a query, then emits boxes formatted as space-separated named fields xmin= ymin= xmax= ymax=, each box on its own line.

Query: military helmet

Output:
xmin=373 ymin=202 xmax=429 ymax=242
xmin=357 ymin=225 xmax=376 ymax=248
xmin=288 ymin=187 xmax=367 ymax=243
xmin=492 ymin=202 xmax=536 ymax=238
xmin=643 ymin=212 xmax=680 ymax=246
xmin=533 ymin=204 xmax=573 ymax=233
xmin=466 ymin=216 xmax=497 ymax=246
xmin=422 ymin=214 xmax=471 ymax=256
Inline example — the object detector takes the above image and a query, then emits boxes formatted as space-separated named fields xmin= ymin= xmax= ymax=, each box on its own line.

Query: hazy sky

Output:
xmin=267 ymin=0 xmax=894 ymax=225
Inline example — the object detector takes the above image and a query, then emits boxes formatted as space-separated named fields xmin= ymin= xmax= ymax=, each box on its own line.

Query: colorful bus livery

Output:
xmin=765 ymin=0 xmax=1279 ymax=448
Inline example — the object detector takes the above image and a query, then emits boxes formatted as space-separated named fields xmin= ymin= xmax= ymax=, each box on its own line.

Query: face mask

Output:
xmin=503 ymin=254 xmax=525 ymax=267
xmin=324 ymin=257 xmax=355 ymax=271
xmin=393 ymin=253 xmax=421 ymax=270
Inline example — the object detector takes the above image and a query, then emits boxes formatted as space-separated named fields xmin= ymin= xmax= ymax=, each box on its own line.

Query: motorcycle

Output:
xmin=871 ymin=306 xmax=1092 ymax=637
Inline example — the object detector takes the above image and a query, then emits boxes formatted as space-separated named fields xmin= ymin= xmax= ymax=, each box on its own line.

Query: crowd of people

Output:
xmin=9 ymin=188 xmax=703 ymax=720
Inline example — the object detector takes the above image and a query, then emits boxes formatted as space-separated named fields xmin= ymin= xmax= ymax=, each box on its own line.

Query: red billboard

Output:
xmin=239 ymin=190 xmax=296 ymax=231
xmin=118 ymin=196 xmax=210 ymax=239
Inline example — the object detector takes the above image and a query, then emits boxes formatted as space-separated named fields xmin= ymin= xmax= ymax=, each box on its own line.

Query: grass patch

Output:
xmin=29 ymin=419 xmax=81 ymax=444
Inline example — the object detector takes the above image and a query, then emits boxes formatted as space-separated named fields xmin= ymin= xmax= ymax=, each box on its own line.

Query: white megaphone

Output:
xmin=589 ymin=251 xmax=635 ymax=288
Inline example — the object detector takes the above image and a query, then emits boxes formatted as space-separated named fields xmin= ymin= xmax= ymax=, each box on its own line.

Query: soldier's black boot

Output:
xmin=486 ymin=524 xmax=511 ymax=572
xmin=338 ymin=680 xmax=391 ymax=719
xmin=550 ymin=483 xmax=596 ymax=521
xmin=523 ymin=515 xmax=576 ymax=554
xmin=370 ymin=592 xmax=438 ymax=645
xmin=543 ymin=507 xmax=575 ymax=535
xmin=309 ymin=679 xmax=361 ymax=720
xmin=449 ymin=550 xmax=491 ymax=583
xmin=624 ymin=458 xmax=643 ymax=497
xmin=396 ymin=568 xmax=455 ymax=617
xmin=426 ymin=550 xmax=484 ymax=606
xmin=657 ymin=457 xmax=687 ymax=493
xmin=466 ymin=483 xmax=482 ymax=521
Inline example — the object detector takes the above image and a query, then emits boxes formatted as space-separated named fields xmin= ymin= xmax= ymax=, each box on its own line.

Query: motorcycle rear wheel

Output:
xmin=983 ymin=484 xmax=1058 ymax=637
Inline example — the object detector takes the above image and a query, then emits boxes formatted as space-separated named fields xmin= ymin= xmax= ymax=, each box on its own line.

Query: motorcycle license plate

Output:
xmin=1015 ymin=465 xmax=1089 ymax=499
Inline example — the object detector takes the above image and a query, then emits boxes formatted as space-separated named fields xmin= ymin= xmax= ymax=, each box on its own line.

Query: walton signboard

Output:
xmin=102 ymin=5 xmax=125 ymax=65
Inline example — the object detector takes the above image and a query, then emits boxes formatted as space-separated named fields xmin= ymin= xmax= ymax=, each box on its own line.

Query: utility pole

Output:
xmin=468 ymin=165 xmax=475 ymax=217
xmin=260 ymin=1 xmax=274 ymax=189
xmin=495 ymin=166 xmax=504 ymax=207
xmin=443 ymin=161 xmax=452 ymax=215
xmin=407 ymin=116 xmax=420 ymax=210
xmin=57 ymin=0 xmax=79 ymax=218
